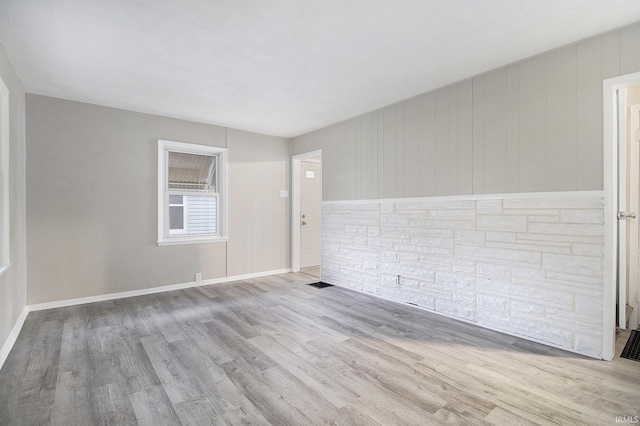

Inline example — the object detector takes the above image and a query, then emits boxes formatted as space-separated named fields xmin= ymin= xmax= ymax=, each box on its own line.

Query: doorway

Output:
xmin=292 ymin=150 xmax=322 ymax=278
xmin=604 ymin=72 xmax=640 ymax=360
xmin=627 ymin=101 xmax=640 ymax=331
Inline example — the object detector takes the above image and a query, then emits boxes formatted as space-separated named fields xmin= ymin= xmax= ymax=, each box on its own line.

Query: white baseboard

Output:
xmin=28 ymin=268 xmax=292 ymax=312
xmin=0 ymin=307 xmax=29 ymax=371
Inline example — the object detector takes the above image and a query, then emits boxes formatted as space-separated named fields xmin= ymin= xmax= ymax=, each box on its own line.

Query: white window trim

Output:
xmin=0 ymin=76 xmax=10 ymax=276
xmin=158 ymin=139 xmax=228 ymax=246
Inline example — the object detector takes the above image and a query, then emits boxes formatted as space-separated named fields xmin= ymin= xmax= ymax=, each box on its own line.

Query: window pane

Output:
xmin=169 ymin=194 xmax=183 ymax=204
xmin=186 ymin=195 xmax=217 ymax=235
xmin=168 ymin=151 xmax=216 ymax=191
xmin=169 ymin=205 xmax=184 ymax=230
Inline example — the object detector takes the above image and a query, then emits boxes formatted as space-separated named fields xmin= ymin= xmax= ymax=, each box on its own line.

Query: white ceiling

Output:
xmin=1 ymin=1 xmax=639 ymax=138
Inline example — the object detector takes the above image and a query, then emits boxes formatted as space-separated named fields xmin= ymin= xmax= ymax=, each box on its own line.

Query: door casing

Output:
xmin=603 ymin=71 xmax=640 ymax=360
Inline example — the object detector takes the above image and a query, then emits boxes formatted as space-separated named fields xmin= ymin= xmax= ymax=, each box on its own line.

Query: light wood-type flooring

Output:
xmin=1 ymin=273 xmax=639 ymax=425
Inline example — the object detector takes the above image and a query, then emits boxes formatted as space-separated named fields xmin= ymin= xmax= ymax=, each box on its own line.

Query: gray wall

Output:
xmin=293 ymin=22 xmax=640 ymax=200
xmin=0 ymin=42 xmax=27 ymax=352
xmin=26 ymin=95 xmax=290 ymax=304
xmin=227 ymin=128 xmax=291 ymax=276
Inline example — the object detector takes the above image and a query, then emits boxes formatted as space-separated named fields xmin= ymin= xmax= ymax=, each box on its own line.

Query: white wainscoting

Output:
xmin=321 ymin=191 xmax=605 ymax=358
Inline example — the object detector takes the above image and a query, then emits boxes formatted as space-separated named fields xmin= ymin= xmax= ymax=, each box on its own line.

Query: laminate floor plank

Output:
xmin=259 ymin=365 xmax=350 ymax=426
xmin=173 ymin=397 xmax=224 ymax=426
xmin=166 ymin=339 xmax=254 ymax=418
xmin=304 ymin=337 xmax=450 ymax=416
xmin=117 ymin=335 xmax=163 ymax=394
xmin=1 ymin=272 xmax=638 ymax=425
xmin=216 ymin=311 xmax=261 ymax=340
xmin=247 ymin=334 xmax=358 ymax=408
xmin=139 ymin=334 xmax=206 ymax=405
xmin=177 ymin=319 xmax=235 ymax=365
xmin=269 ymin=304 xmax=350 ymax=343
xmin=50 ymin=369 xmax=94 ymax=426
xmin=90 ymin=380 xmax=139 ymax=425
xmin=202 ymin=320 xmax=277 ymax=372
xmin=484 ymin=405 xmax=554 ymax=426
xmin=413 ymin=355 xmax=594 ymax=425
xmin=221 ymin=358 xmax=314 ymax=426
xmin=222 ymin=405 xmax=272 ymax=426
xmin=130 ymin=384 xmax=181 ymax=426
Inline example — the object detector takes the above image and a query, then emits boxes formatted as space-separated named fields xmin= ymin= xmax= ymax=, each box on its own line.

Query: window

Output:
xmin=158 ymin=140 xmax=227 ymax=245
xmin=0 ymin=77 xmax=9 ymax=276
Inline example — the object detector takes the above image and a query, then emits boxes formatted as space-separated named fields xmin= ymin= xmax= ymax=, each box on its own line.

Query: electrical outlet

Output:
xmin=195 ymin=272 xmax=202 ymax=282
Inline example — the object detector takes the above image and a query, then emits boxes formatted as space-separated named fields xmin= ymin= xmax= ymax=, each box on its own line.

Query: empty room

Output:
xmin=1 ymin=1 xmax=640 ymax=424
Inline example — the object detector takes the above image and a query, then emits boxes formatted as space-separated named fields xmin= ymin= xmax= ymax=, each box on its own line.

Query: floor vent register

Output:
xmin=621 ymin=330 xmax=640 ymax=362
xmin=306 ymin=282 xmax=334 ymax=289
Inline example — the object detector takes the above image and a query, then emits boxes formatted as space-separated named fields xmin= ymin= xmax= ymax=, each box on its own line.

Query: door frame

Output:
xmin=291 ymin=149 xmax=322 ymax=273
xmin=603 ymin=71 xmax=640 ymax=361
xmin=629 ymin=103 xmax=640 ymax=330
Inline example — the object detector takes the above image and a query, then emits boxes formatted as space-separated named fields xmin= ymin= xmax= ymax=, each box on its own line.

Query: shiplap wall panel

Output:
xmin=359 ymin=113 xmax=374 ymax=200
xmin=377 ymin=109 xmax=385 ymax=199
xmin=518 ymin=56 xmax=546 ymax=193
xmin=345 ymin=119 xmax=357 ymax=201
xmin=447 ymin=85 xmax=458 ymax=195
xmin=227 ymin=130 xmax=245 ymax=275
xmin=382 ymin=104 xmax=397 ymax=198
xmin=404 ymin=97 xmax=420 ymax=198
xmin=576 ymin=37 xmax=603 ymax=191
xmin=621 ymin=24 xmax=640 ymax=75
xmin=483 ymin=69 xmax=507 ymax=194
xmin=457 ymin=80 xmax=473 ymax=195
xmin=396 ymin=102 xmax=405 ymax=198
xmin=249 ymin=132 xmax=263 ymax=272
xmin=435 ymin=88 xmax=449 ymax=196
xmin=325 ymin=125 xmax=338 ymax=201
xmin=418 ymin=92 xmax=436 ymax=196
xmin=353 ymin=116 xmax=361 ymax=199
xmin=227 ymin=129 xmax=290 ymax=276
xmin=546 ymin=46 xmax=577 ymax=192
xmin=601 ymin=31 xmax=620 ymax=79
xmin=370 ymin=112 xmax=380 ymax=200
xmin=262 ymin=142 xmax=275 ymax=269
xmin=291 ymin=22 xmax=640 ymax=200
xmin=472 ymin=76 xmax=484 ymax=194
xmin=274 ymin=138 xmax=290 ymax=270
xmin=506 ymin=65 xmax=520 ymax=193
xmin=336 ymin=122 xmax=347 ymax=201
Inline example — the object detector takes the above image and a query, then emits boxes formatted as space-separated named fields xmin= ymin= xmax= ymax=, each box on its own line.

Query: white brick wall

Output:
xmin=321 ymin=192 xmax=605 ymax=358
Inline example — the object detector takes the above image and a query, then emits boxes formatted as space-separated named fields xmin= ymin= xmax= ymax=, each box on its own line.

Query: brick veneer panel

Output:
xmin=321 ymin=194 xmax=605 ymax=358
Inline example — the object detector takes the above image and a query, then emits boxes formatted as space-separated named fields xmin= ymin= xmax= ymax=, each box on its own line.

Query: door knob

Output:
xmin=302 ymin=221 xmax=307 ymax=225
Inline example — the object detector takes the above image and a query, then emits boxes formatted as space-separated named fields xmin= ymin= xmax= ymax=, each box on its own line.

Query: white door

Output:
xmin=300 ymin=160 xmax=321 ymax=268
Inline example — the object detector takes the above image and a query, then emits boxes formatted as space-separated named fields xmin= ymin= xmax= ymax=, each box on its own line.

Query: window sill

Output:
xmin=157 ymin=237 xmax=228 ymax=246
xmin=0 ymin=263 xmax=12 ymax=278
